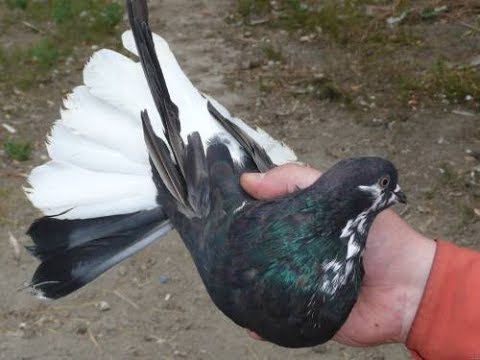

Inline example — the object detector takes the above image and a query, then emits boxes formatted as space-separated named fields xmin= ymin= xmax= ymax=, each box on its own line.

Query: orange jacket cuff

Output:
xmin=406 ymin=239 xmax=480 ymax=359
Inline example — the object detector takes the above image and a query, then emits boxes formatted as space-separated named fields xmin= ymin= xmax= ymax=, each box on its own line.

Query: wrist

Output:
xmin=397 ymin=232 xmax=436 ymax=343
xmin=365 ymin=210 xmax=437 ymax=344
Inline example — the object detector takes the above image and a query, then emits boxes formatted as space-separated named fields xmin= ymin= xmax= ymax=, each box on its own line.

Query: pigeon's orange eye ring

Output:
xmin=379 ymin=175 xmax=390 ymax=189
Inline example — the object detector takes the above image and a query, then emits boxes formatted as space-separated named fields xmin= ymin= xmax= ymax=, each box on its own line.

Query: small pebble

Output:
xmin=96 ymin=301 xmax=111 ymax=311
xmin=76 ymin=324 xmax=88 ymax=335
xmin=173 ymin=350 xmax=188 ymax=358
xmin=159 ymin=275 xmax=171 ymax=284
xmin=2 ymin=123 xmax=16 ymax=134
xmin=117 ymin=266 xmax=128 ymax=276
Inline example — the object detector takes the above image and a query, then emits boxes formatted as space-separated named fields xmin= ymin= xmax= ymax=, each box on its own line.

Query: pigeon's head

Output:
xmin=320 ymin=157 xmax=406 ymax=216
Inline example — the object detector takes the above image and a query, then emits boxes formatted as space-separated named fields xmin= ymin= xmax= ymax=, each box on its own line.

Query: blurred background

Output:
xmin=0 ymin=0 xmax=479 ymax=359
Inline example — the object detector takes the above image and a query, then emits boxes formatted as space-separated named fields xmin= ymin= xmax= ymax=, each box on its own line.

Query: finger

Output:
xmin=240 ymin=163 xmax=321 ymax=200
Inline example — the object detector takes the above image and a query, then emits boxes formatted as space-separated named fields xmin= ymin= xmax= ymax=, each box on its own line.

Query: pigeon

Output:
xmin=24 ymin=0 xmax=406 ymax=348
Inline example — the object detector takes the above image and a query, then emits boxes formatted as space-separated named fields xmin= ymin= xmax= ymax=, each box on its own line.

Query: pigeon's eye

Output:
xmin=379 ymin=175 xmax=390 ymax=189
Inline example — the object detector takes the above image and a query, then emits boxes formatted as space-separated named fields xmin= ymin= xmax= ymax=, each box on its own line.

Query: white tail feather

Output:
xmin=61 ymin=86 xmax=147 ymax=164
xmin=47 ymin=124 xmax=148 ymax=176
xmin=26 ymin=162 xmax=157 ymax=219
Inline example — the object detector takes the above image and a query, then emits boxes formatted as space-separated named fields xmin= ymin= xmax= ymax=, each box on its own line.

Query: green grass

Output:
xmin=439 ymin=163 xmax=460 ymax=186
xmin=31 ymin=39 xmax=60 ymax=68
xmin=300 ymin=77 xmax=349 ymax=102
xmin=6 ymin=0 xmax=29 ymax=9
xmin=462 ymin=205 xmax=477 ymax=225
xmin=97 ymin=3 xmax=123 ymax=28
xmin=425 ymin=62 xmax=480 ymax=103
xmin=258 ymin=76 xmax=280 ymax=94
xmin=262 ymin=43 xmax=285 ymax=63
xmin=280 ymin=0 xmax=364 ymax=40
xmin=258 ymin=73 xmax=349 ymax=103
xmin=4 ymin=141 xmax=32 ymax=162
xmin=237 ymin=0 xmax=271 ymax=18
xmin=399 ymin=61 xmax=480 ymax=104
xmin=238 ymin=0 xmax=389 ymax=44
xmin=0 ymin=0 xmax=123 ymax=91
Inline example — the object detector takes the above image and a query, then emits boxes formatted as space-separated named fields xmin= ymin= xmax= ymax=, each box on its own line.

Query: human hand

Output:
xmin=240 ymin=164 xmax=436 ymax=347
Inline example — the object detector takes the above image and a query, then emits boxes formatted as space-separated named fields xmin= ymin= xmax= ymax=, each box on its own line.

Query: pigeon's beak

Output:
xmin=393 ymin=185 xmax=407 ymax=204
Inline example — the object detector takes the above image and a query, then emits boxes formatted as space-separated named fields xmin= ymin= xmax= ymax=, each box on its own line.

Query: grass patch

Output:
xmin=31 ymin=39 xmax=60 ymax=68
xmin=399 ymin=61 xmax=480 ymax=104
xmin=262 ymin=43 xmax=285 ymax=63
xmin=238 ymin=0 xmax=403 ymax=44
xmin=258 ymin=73 xmax=350 ymax=103
xmin=462 ymin=205 xmax=477 ymax=225
xmin=6 ymin=0 xmax=29 ymax=10
xmin=97 ymin=3 xmax=123 ymax=28
xmin=0 ymin=0 xmax=124 ymax=91
xmin=424 ymin=62 xmax=480 ymax=103
xmin=299 ymin=77 xmax=349 ymax=102
xmin=278 ymin=0 xmax=369 ymax=41
xmin=4 ymin=141 xmax=32 ymax=162
xmin=258 ymin=76 xmax=281 ymax=94
xmin=439 ymin=163 xmax=461 ymax=186
xmin=237 ymin=0 xmax=271 ymax=18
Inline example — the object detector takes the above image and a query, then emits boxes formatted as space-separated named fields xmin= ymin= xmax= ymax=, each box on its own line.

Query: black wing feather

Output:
xmin=207 ymin=102 xmax=274 ymax=172
xmin=141 ymin=110 xmax=188 ymax=209
xmin=184 ymin=133 xmax=210 ymax=217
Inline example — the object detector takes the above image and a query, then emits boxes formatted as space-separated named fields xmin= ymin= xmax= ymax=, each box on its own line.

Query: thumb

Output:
xmin=240 ymin=163 xmax=321 ymax=200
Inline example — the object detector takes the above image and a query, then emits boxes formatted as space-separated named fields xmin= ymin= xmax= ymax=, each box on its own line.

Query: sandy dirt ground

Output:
xmin=1 ymin=0 xmax=479 ymax=359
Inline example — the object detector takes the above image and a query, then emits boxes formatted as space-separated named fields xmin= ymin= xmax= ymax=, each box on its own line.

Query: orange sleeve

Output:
xmin=406 ymin=240 xmax=480 ymax=359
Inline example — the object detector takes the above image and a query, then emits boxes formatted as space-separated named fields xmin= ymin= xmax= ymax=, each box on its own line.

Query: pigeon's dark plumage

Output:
xmin=25 ymin=0 xmax=406 ymax=347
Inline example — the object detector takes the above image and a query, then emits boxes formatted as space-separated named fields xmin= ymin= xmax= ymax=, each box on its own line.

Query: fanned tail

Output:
xmin=24 ymin=7 xmax=177 ymax=299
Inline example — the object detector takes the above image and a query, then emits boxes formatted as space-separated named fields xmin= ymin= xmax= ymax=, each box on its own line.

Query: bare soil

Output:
xmin=1 ymin=1 xmax=479 ymax=359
